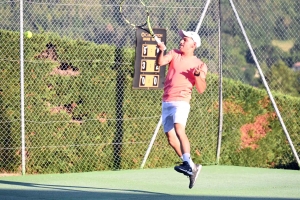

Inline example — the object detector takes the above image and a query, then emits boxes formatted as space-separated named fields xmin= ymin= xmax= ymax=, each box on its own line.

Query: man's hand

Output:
xmin=194 ymin=65 xmax=202 ymax=76
xmin=157 ymin=42 xmax=166 ymax=52
xmin=194 ymin=62 xmax=207 ymax=80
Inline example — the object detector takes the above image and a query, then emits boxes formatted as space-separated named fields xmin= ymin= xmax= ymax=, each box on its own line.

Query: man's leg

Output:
xmin=173 ymin=123 xmax=194 ymax=176
xmin=165 ymin=124 xmax=192 ymax=161
xmin=165 ymin=128 xmax=182 ymax=157
xmin=162 ymin=101 xmax=201 ymax=188
xmin=174 ymin=123 xmax=195 ymax=168
xmin=173 ymin=123 xmax=202 ymax=189
xmin=174 ymin=123 xmax=190 ymax=156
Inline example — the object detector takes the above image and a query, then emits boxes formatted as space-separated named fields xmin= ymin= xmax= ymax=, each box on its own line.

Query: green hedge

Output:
xmin=0 ymin=29 xmax=299 ymax=174
xmin=220 ymin=79 xmax=300 ymax=169
xmin=0 ymin=30 xmax=23 ymax=172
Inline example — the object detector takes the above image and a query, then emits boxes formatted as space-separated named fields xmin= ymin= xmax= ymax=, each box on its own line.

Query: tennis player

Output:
xmin=156 ymin=30 xmax=207 ymax=189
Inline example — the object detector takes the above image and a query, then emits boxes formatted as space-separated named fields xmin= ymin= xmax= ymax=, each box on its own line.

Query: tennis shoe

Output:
xmin=174 ymin=161 xmax=193 ymax=176
xmin=189 ymin=164 xmax=202 ymax=189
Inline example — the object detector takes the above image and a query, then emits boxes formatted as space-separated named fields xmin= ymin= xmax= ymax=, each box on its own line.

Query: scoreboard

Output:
xmin=132 ymin=28 xmax=167 ymax=89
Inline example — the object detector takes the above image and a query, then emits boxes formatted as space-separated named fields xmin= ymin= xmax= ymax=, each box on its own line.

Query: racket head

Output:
xmin=119 ymin=0 xmax=151 ymax=32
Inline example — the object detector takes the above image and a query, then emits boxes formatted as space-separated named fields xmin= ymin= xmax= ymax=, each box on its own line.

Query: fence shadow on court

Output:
xmin=0 ymin=180 xmax=298 ymax=200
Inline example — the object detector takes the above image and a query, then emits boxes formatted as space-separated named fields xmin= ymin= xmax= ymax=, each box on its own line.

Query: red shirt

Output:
xmin=163 ymin=49 xmax=207 ymax=103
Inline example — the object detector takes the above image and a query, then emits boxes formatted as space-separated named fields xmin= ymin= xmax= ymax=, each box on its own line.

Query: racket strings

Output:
xmin=120 ymin=0 xmax=149 ymax=28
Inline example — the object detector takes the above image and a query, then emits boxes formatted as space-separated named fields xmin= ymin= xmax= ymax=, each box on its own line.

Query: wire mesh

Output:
xmin=1 ymin=0 xmax=299 ymax=174
xmin=221 ymin=0 xmax=300 ymax=169
xmin=0 ymin=0 xmax=220 ymax=174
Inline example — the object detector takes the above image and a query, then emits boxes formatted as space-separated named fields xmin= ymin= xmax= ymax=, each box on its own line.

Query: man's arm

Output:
xmin=194 ymin=63 xmax=207 ymax=94
xmin=156 ymin=42 xmax=171 ymax=66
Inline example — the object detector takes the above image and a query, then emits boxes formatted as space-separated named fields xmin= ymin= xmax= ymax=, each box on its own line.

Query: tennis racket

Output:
xmin=119 ymin=0 xmax=165 ymax=49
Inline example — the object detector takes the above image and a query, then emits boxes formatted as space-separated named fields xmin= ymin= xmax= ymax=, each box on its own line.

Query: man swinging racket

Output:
xmin=156 ymin=30 xmax=208 ymax=189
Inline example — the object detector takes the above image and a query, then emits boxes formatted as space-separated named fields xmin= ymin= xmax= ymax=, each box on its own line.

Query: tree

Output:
xmin=263 ymin=60 xmax=299 ymax=97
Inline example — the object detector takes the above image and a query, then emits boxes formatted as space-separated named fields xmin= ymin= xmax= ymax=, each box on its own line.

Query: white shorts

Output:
xmin=162 ymin=101 xmax=190 ymax=133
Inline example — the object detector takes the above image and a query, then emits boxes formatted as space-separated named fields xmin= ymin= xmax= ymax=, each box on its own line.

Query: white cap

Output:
xmin=179 ymin=30 xmax=201 ymax=48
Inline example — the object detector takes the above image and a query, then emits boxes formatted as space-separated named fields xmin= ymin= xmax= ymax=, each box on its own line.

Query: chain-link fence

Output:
xmin=0 ymin=0 xmax=299 ymax=175
xmin=1 ymin=0 xmax=220 ymax=174
xmin=220 ymin=0 xmax=300 ymax=169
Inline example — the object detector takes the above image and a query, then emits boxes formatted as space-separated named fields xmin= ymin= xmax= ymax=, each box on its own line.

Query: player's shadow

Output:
xmin=0 ymin=180 xmax=164 ymax=195
xmin=0 ymin=180 xmax=297 ymax=200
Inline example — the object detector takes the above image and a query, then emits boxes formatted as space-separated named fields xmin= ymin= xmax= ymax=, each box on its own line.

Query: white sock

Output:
xmin=180 ymin=156 xmax=183 ymax=161
xmin=182 ymin=153 xmax=195 ymax=169
xmin=189 ymin=159 xmax=195 ymax=170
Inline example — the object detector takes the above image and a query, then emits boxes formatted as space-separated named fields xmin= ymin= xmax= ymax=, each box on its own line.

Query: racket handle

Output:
xmin=154 ymin=35 xmax=166 ymax=51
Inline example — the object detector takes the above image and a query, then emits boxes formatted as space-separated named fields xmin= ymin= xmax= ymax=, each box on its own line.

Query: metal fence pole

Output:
xmin=19 ymin=0 xmax=26 ymax=175
xmin=216 ymin=0 xmax=223 ymax=165
xmin=195 ymin=0 xmax=211 ymax=33
xmin=140 ymin=116 xmax=162 ymax=169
